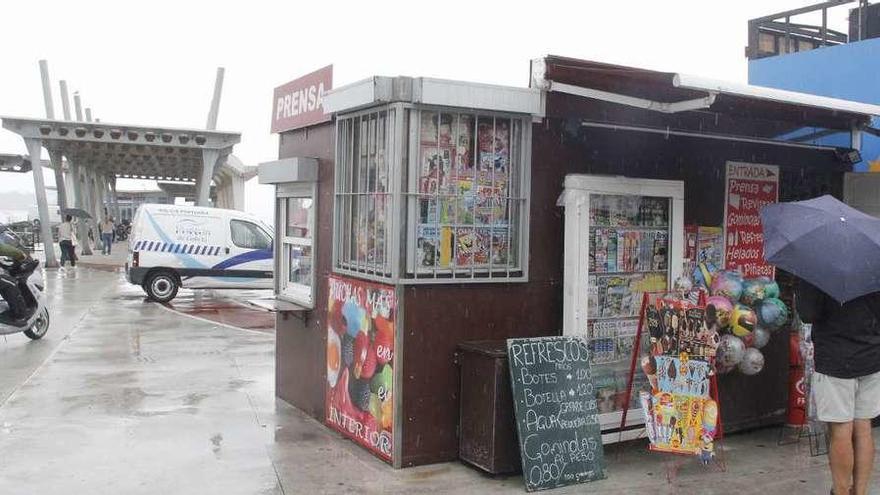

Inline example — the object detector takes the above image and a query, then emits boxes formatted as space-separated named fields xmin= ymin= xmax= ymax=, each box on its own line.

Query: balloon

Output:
xmin=763 ymin=280 xmax=780 ymax=300
xmin=693 ymin=262 xmax=718 ymax=289
xmin=740 ymin=278 xmax=769 ymax=306
xmin=751 ymin=327 xmax=771 ymax=349
xmin=731 ymin=304 xmax=758 ymax=338
xmin=716 ymin=334 xmax=746 ymax=368
xmin=738 ymin=348 xmax=765 ymax=375
xmin=757 ymin=298 xmax=790 ymax=330
xmin=706 ymin=296 xmax=734 ymax=329
xmin=710 ymin=271 xmax=744 ymax=302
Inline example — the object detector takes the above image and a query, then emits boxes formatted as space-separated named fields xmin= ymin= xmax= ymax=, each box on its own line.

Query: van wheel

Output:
xmin=144 ymin=270 xmax=179 ymax=303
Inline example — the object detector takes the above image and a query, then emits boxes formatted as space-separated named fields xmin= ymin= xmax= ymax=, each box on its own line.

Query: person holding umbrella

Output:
xmin=762 ymin=195 xmax=880 ymax=495
xmin=58 ymin=214 xmax=76 ymax=268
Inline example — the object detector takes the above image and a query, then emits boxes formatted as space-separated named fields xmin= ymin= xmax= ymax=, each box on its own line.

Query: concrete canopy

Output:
xmin=1 ymin=117 xmax=240 ymax=183
xmin=1 ymin=116 xmax=242 ymax=266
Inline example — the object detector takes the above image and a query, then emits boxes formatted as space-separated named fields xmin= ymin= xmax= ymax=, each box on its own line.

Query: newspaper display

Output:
xmin=416 ymin=112 xmax=514 ymax=272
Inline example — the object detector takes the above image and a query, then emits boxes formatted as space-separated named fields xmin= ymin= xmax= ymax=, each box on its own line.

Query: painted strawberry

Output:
xmin=329 ymin=300 xmax=347 ymax=336
xmin=353 ymin=331 xmax=377 ymax=379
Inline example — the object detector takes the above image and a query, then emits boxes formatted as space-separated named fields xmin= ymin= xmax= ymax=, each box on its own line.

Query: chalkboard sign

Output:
xmin=507 ymin=336 xmax=606 ymax=491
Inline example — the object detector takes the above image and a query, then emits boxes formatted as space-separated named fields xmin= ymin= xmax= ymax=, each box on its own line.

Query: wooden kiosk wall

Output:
xmin=275 ymin=122 xmax=336 ymax=419
xmin=273 ymin=92 xmax=848 ymax=468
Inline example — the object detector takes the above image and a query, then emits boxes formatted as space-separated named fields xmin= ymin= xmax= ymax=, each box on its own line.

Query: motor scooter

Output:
xmin=0 ymin=261 xmax=50 ymax=340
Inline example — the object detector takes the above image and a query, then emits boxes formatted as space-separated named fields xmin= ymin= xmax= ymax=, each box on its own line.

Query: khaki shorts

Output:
xmin=813 ymin=370 xmax=880 ymax=423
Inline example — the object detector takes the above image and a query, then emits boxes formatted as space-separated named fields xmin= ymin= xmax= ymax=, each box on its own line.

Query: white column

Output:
xmin=197 ymin=149 xmax=221 ymax=207
xmin=73 ymin=92 xmax=83 ymax=121
xmin=24 ymin=138 xmax=58 ymax=267
xmin=48 ymin=150 xmax=68 ymax=210
xmin=38 ymin=60 xmax=55 ymax=119
xmin=214 ymin=176 xmax=226 ymax=209
xmin=85 ymin=168 xmax=102 ymax=251
xmin=206 ymin=67 xmax=224 ymax=130
xmin=64 ymin=165 xmax=76 ymax=207
xmin=59 ymin=80 xmax=72 ymax=120
xmin=109 ymin=176 xmax=120 ymax=221
xmin=230 ymin=175 xmax=245 ymax=211
xmin=70 ymin=161 xmax=93 ymax=255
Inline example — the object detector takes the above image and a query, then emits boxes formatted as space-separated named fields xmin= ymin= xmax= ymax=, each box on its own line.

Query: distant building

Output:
xmin=747 ymin=1 xmax=880 ymax=172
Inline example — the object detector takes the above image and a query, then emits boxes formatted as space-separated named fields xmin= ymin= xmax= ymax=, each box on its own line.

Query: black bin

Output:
xmin=456 ymin=340 xmax=520 ymax=474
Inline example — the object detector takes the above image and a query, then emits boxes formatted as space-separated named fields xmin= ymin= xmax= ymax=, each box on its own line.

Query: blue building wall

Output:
xmin=749 ymin=37 xmax=880 ymax=171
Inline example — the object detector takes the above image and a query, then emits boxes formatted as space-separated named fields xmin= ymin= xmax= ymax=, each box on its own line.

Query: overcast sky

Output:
xmin=0 ymin=0 xmax=851 ymax=221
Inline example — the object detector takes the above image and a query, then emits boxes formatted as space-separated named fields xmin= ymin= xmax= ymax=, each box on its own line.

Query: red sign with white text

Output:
xmin=326 ymin=275 xmax=395 ymax=463
xmin=723 ymin=162 xmax=779 ymax=278
xmin=271 ymin=65 xmax=332 ymax=133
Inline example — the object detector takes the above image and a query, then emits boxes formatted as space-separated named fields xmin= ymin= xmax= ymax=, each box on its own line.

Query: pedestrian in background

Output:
xmin=798 ymin=280 xmax=880 ymax=495
xmin=100 ymin=216 xmax=114 ymax=255
xmin=58 ymin=214 xmax=76 ymax=267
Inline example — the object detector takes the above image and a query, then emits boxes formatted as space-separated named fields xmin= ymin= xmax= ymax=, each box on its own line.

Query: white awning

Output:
xmin=673 ymin=74 xmax=880 ymax=117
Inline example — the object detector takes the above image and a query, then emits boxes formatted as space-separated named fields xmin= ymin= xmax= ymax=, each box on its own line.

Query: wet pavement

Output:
xmin=165 ymin=290 xmax=275 ymax=333
xmin=1 ymin=267 xmax=880 ymax=494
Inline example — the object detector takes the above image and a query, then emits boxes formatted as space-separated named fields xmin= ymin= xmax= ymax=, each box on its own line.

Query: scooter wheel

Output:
xmin=24 ymin=308 xmax=50 ymax=340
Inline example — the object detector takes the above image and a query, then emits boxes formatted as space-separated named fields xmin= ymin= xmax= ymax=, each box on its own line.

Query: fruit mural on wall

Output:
xmin=326 ymin=275 xmax=396 ymax=462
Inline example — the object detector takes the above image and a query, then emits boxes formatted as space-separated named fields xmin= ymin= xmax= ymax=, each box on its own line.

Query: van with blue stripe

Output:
xmin=126 ymin=204 xmax=274 ymax=302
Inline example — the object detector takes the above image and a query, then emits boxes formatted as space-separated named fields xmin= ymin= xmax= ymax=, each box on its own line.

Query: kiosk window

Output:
xmin=406 ymin=110 xmax=526 ymax=280
xmin=334 ymin=108 xmax=395 ymax=278
xmin=231 ymin=220 xmax=272 ymax=250
xmin=333 ymin=106 xmax=530 ymax=284
xmin=279 ymin=193 xmax=315 ymax=306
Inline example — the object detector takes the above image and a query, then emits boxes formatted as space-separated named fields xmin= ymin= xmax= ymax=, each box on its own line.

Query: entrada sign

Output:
xmin=271 ymin=65 xmax=332 ymax=133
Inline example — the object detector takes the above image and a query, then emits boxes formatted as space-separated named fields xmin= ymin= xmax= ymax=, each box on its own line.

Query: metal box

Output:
xmin=457 ymin=340 xmax=520 ymax=474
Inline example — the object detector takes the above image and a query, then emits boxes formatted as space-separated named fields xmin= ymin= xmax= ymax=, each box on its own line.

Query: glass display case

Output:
xmin=561 ymin=175 xmax=684 ymax=443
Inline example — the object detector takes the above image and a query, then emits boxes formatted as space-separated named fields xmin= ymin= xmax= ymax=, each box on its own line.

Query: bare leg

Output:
xmin=852 ymin=419 xmax=874 ymax=495
xmin=828 ymin=422 xmax=855 ymax=495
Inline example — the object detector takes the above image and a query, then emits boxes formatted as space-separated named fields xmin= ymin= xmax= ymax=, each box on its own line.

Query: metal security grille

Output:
xmin=404 ymin=109 xmax=529 ymax=281
xmin=334 ymin=108 xmax=397 ymax=279
xmin=333 ymin=105 xmax=530 ymax=284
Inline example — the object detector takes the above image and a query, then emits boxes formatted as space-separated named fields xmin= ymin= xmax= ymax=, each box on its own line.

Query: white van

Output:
xmin=126 ymin=204 xmax=274 ymax=302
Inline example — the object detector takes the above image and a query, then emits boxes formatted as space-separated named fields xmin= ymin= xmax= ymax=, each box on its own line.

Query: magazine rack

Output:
xmin=618 ymin=290 xmax=727 ymax=477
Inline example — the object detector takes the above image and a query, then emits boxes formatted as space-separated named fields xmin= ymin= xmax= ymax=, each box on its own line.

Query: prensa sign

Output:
xmin=271 ymin=65 xmax=332 ymax=133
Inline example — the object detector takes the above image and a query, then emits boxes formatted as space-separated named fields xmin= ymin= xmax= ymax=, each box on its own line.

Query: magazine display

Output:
xmin=353 ymin=119 xmax=389 ymax=267
xmin=416 ymin=112 xmax=514 ymax=272
xmin=583 ymin=194 xmax=673 ymax=420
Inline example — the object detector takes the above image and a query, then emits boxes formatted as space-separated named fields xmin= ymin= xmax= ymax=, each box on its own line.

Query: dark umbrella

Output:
xmin=760 ymin=195 xmax=880 ymax=303
xmin=61 ymin=208 xmax=92 ymax=220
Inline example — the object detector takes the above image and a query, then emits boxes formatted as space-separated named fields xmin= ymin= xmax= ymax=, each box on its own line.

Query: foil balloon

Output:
xmin=706 ymin=296 xmax=734 ymax=329
xmin=710 ymin=271 xmax=744 ymax=302
xmin=740 ymin=278 xmax=768 ymax=306
xmin=751 ymin=327 xmax=771 ymax=349
xmin=716 ymin=334 xmax=746 ymax=368
xmin=763 ymin=280 xmax=780 ymax=300
xmin=730 ymin=304 xmax=757 ymax=338
xmin=757 ymin=298 xmax=790 ymax=331
xmin=738 ymin=348 xmax=765 ymax=375
xmin=692 ymin=261 xmax=718 ymax=290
